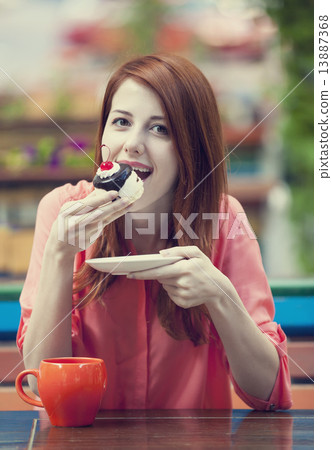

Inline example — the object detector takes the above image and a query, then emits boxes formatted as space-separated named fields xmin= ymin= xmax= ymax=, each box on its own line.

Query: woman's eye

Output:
xmin=112 ymin=118 xmax=130 ymax=127
xmin=152 ymin=124 xmax=168 ymax=135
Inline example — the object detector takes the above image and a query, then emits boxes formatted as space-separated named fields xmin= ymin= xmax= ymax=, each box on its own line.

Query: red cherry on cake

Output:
xmin=100 ymin=161 xmax=114 ymax=171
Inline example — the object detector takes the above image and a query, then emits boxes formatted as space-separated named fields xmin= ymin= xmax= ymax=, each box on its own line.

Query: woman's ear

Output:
xmin=101 ymin=144 xmax=111 ymax=162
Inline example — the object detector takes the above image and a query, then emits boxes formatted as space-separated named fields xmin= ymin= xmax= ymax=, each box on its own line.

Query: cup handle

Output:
xmin=15 ymin=369 xmax=43 ymax=408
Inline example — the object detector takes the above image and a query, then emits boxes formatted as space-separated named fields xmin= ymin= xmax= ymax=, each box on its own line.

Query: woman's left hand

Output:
xmin=127 ymin=246 xmax=231 ymax=309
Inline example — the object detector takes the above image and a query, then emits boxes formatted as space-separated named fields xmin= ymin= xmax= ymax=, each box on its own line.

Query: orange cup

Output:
xmin=15 ymin=357 xmax=107 ymax=427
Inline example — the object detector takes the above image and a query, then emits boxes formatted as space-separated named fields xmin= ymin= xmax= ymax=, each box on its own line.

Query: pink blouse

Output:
xmin=17 ymin=180 xmax=292 ymax=411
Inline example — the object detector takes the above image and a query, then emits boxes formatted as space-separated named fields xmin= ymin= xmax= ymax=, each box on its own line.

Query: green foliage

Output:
xmin=62 ymin=149 xmax=95 ymax=168
xmin=1 ymin=146 xmax=28 ymax=170
xmin=265 ymin=0 xmax=314 ymax=274
xmin=0 ymin=97 xmax=26 ymax=120
xmin=124 ymin=0 xmax=169 ymax=55
xmin=1 ymin=137 xmax=94 ymax=170
xmin=35 ymin=137 xmax=57 ymax=166
xmin=54 ymin=90 xmax=72 ymax=117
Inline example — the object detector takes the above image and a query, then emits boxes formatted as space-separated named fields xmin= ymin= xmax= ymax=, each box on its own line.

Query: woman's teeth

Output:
xmin=133 ymin=167 xmax=151 ymax=172
xmin=133 ymin=167 xmax=152 ymax=181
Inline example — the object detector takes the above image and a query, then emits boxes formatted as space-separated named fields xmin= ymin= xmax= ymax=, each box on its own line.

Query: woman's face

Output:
xmin=101 ymin=79 xmax=179 ymax=213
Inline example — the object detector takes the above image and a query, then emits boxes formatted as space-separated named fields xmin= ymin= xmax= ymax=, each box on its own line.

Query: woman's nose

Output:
xmin=124 ymin=133 xmax=145 ymax=156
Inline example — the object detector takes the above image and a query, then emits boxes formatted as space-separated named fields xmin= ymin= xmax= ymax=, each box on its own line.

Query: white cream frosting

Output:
xmin=118 ymin=171 xmax=144 ymax=201
xmin=96 ymin=162 xmax=121 ymax=179
xmin=96 ymin=162 xmax=144 ymax=201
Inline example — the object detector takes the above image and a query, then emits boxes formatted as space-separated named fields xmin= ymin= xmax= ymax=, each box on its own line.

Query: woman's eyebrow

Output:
xmin=150 ymin=115 xmax=165 ymax=121
xmin=111 ymin=110 xmax=165 ymax=121
xmin=111 ymin=109 xmax=133 ymax=116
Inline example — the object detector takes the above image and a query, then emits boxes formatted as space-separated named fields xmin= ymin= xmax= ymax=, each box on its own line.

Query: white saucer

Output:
xmin=85 ymin=254 xmax=183 ymax=275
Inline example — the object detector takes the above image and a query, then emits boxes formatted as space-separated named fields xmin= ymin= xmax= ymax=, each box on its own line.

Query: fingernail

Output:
xmin=109 ymin=190 xmax=119 ymax=199
xmin=119 ymin=197 xmax=131 ymax=206
xmin=159 ymin=249 xmax=169 ymax=256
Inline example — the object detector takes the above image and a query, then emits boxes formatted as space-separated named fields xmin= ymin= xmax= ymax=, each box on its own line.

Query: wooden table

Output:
xmin=0 ymin=409 xmax=313 ymax=449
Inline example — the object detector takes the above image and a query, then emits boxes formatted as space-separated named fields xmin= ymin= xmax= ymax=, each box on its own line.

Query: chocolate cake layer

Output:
xmin=93 ymin=163 xmax=132 ymax=191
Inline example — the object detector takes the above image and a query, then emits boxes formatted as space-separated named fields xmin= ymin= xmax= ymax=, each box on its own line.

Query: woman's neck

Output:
xmin=132 ymin=234 xmax=168 ymax=255
xmin=125 ymin=194 xmax=173 ymax=255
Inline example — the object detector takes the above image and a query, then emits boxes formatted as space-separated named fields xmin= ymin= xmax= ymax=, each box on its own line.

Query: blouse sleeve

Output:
xmin=16 ymin=181 xmax=92 ymax=355
xmin=212 ymin=195 xmax=292 ymax=410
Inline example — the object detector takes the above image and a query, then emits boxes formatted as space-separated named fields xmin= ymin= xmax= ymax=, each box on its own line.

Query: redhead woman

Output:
xmin=17 ymin=54 xmax=292 ymax=410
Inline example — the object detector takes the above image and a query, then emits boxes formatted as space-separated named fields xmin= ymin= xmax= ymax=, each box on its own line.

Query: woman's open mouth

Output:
xmin=116 ymin=160 xmax=153 ymax=182
xmin=132 ymin=166 xmax=152 ymax=182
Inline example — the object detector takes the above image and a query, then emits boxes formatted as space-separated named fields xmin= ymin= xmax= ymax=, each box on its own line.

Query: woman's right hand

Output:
xmin=49 ymin=189 xmax=133 ymax=255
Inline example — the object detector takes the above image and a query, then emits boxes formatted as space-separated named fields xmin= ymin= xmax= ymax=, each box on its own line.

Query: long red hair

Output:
xmin=73 ymin=54 xmax=228 ymax=345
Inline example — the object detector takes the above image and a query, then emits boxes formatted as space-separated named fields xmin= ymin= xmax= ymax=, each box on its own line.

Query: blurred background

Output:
xmin=0 ymin=0 xmax=314 ymax=411
xmin=0 ymin=0 xmax=313 ymax=281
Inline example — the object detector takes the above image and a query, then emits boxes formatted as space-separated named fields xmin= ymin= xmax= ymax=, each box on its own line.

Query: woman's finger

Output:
xmin=77 ymin=189 xmax=120 ymax=212
xmin=103 ymin=203 xmax=134 ymax=226
xmin=67 ymin=198 xmax=132 ymax=236
xmin=127 ymin=260 xmax=185 ymax=280
xmin=159 ymin=245 xmax=205 ymax=260
xmin=59 ymin=190 xmax=119 ymax=218
xmin=161 ymin=283 xmax=180 ymax=296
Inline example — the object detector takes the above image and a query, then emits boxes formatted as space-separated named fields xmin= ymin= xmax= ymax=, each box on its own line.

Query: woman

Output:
xmin=17 ymin=54 xmax=292 ymax=410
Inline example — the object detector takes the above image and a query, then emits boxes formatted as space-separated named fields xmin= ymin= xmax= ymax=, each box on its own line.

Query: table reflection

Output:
xmin=31 ymin=409 xmax=297 ymax=449
xmin=231 ymin=410 xmax=293 ymax=449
